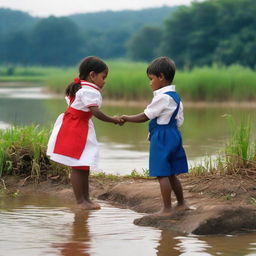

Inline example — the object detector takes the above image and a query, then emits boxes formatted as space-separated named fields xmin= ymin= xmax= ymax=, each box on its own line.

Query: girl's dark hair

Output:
xmin=146 ymin=57 xmax=176 ymax=83
xmin=66 ymin=56 xmax=108 ymax=97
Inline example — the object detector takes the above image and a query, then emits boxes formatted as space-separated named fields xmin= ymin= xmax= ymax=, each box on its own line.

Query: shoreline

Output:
xmin=103 ymin=99 xmax=256 ymax=108
xmin=1 ymin=174 xmax=256 ymax=235
xmin=1 ymin=81 xmax=256 ymax=108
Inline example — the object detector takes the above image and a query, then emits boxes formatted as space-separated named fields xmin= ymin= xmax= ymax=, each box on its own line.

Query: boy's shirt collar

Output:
xmin=153 ymin=85 xmax=176 ymax=96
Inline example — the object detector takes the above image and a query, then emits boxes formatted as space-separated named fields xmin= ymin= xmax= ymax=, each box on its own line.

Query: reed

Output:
xmin=175 ymin=65 xmax=256 ymax=101
xmin=190 ymin=120 xmax=256 ymax=177
xmin=43 ymin=61 xmax=150 ymax=98
xmin=224 ymin=120 xmax=256 ymax=175
xmin=43 ymin=63 xmax=256 ymax=101
xmin=0 ymin=125 xmax=70 ymax=181
xmin=0 ymin=122 xmax=255 ymax=181
xmin=1 ymin=63 xmax=256 ymax=101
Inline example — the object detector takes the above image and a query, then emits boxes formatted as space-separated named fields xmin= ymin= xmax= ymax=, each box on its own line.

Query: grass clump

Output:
xmin=189 ymin=120 xmax=256 ymax=177
xmin=0 ymin=125 xmax=69 ymax=182
xmin=224 ymin=120 xmax=256 ymax=175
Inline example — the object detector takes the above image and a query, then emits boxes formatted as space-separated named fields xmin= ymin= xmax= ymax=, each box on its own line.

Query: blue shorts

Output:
xmin=149 ymin=127 xmax=188 ymax=177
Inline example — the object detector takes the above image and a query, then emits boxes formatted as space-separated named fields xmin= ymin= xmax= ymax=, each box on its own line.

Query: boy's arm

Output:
xmin=122 ymin=113 xmax=149 ymax=123
xmin=89 ymin=106 xmax=123 ymax=124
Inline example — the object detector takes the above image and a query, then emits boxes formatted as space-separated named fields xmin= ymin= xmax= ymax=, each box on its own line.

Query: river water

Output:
xmin=1 ymin=85 xmax=256 ymax=174
xmin=0 ymin=84 xmax=256 ymax=256
xmin=0 ymin=194 xmax=256 ymax=256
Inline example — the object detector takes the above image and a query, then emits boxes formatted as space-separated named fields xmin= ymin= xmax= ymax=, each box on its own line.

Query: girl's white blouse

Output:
xmin=144 ymin=85 xmax=184 ymax=127
xmin=47 ymin=85 xmax=102 ymax=171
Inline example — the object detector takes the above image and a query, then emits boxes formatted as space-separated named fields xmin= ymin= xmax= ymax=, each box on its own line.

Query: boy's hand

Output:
xmin=121 ymin=115 xmax=129 ymax=122
xmin=112 ymin=116 xmax=125 ymax=126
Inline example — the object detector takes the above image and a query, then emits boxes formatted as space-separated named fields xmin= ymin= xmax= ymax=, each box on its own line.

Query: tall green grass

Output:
xmin=0 ymin=66 xmax=60 ymax=82
xmin=1 ymin=62 xmax=256 ymax=101
xmin=0 ymin=126 xmax=70 ymax=181
xmin=1 ymin=121 xmax=255 ymax=180
xmin=224 ymin=120 xmax=256 ymax=175
xmin=43 ymin=61 xmax=150 ymax=98
xmin=190 ymin=120 xmax=256 ymax=176
xmin=42 ymin=63 xmax=256 ymax=101
xmin=175 ymin=65 xmax=256 ymax=101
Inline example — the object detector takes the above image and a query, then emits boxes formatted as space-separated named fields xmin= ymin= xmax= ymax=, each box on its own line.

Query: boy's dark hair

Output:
xmin=146 ymin=57 xmax=176 ymax=83
xmin=66 ymin=56 xmax=108 ymax=97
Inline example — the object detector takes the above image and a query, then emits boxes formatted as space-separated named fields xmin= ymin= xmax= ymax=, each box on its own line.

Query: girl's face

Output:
xmin=89 ymin=70 xmax=108 ymax=89
xmin=148 ymin=73 xmax=167 ymax=91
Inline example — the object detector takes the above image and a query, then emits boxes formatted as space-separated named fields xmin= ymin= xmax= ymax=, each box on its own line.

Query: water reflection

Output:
xmin=53 ymin=212 xmax=91 ymax=256
xmin=174 ymin=235 xmax=212 ymax=256
xmin=156 ymin=232 xmax=256 ymax=256
xmin=0 ymin=193 xmax=256 ymax=256
xmin=203 ymin=234 xmax=256 ymax=256
xmin=156 ymin=231 xmax=181 ymax=256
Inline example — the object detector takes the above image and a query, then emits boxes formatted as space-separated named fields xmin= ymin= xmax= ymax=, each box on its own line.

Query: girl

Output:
xmin=122 ymin=57 xmax=188 ymax=216
xmin=47 ymin=56 xmax=123 ymax=210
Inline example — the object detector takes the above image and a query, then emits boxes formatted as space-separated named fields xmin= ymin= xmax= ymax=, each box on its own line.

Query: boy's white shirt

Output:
xmin=144 ymin=85 xmax=184 ymax=127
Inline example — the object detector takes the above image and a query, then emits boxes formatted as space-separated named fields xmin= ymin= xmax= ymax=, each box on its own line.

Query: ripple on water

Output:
xmin=0 ymin=199 xmax=161 ymax=256
xmin=1 ymin=196 xmax=256 ymax=256
xmin=0 ymin=86 xmax=55 ymax=99
xmin=0 ymin=121 xmax=11 ymax=129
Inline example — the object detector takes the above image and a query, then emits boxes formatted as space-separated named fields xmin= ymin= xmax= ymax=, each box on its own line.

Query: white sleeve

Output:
xmin=78 ymin=89 xmax=102 ymax=108
xmin=65 ymin=96 xmax=70 ymax=105
xmin=144 ymin=94 xmax=170 ymax=120
xmin=176 ymin=101 xmax=184 ymax=127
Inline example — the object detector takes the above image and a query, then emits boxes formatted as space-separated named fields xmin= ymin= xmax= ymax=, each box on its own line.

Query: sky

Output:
xmin=0 ymin=0 xmax=201 ymax=17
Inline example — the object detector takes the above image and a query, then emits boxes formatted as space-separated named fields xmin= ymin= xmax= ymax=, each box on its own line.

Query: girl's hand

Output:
xmin=112 ymin=116 xmax=125 ymax=126
xmin=121 ymin=115 xmax=129 ymax=122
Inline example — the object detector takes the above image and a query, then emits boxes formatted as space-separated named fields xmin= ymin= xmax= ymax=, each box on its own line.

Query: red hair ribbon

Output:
xmin=74 ymin=77 xmax=81 ymax=84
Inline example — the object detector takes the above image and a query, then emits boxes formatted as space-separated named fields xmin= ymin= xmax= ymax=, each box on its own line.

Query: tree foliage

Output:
xmin=30 ymin=16 xmax=83 ymax=65
xmin=161 ymin=0 xmax=256 ymax=69
xmin=127 ymin=26 xmax=162 ymax=61
xmin=0 ymin=7 xmax=175 ymax=65
xmin=1 ymin=1 xmax=256 ymax=69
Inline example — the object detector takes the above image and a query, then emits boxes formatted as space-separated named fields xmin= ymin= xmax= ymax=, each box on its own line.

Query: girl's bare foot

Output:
xmin=77 ymin=200 xmax=101 ymax=210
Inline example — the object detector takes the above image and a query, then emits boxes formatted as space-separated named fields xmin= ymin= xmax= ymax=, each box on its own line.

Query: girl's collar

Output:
xmin=80 ymin=80 xmax=100 ymax=91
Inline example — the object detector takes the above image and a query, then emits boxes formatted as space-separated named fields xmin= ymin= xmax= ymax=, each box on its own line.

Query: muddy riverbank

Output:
xmin=1 ymin=174 xmax=255 ymax=235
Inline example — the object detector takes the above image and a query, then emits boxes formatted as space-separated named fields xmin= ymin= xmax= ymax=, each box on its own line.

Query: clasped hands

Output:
xmin=112 ymin=115 xmax=129 ymax=126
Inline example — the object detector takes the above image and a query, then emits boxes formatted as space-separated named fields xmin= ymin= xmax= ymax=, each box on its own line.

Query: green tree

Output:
xmin=127 ymin=26 xmax=162 ymax=61
xmin=161 ymin=0 xmax=256 ymax=69
xmin=215 ymin=28 xmax=256 ymax=68
xmin=30 ymin=16 xmax=83 ymax=65
xmin=4 ymin=32 xmax=31 ymax=64
xmin=161 ymin=6 xmax=194 ymax=68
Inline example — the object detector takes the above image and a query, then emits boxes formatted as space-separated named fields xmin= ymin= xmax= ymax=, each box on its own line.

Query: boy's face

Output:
xmin=147 ymin=73 xmax=168 ymax=91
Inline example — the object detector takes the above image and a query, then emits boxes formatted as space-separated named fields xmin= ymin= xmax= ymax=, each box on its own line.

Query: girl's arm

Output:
xmin=89 ymin=106 xmax=123 ymax=124
xmin=122 ymin=113 xmax=149 ymax=123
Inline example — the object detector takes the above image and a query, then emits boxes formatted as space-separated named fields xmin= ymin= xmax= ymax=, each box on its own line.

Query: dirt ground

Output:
xmin=1 ymin=174 xmax=256 ymax=235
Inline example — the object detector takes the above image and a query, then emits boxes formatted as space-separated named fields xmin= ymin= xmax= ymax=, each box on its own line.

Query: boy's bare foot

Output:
xmin=149 ymin=207 xmax=174 ymax=217
xmin=77 ymin=201 xmax=101 ymax=210
xmin=174 ymin=202 xmax=190 ymax=211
